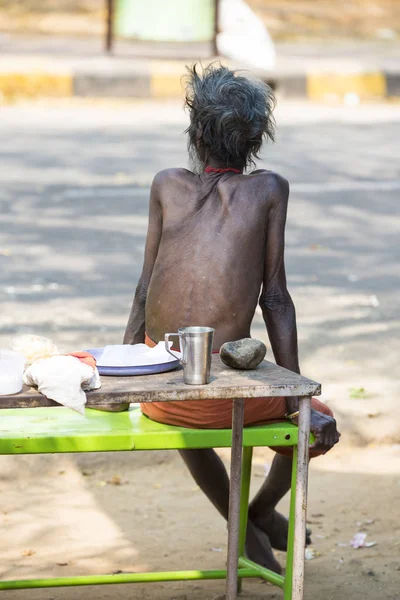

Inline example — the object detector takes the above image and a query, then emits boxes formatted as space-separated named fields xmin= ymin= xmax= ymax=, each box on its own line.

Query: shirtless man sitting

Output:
xmin=124 ymin=64 xmax=340 ymax=573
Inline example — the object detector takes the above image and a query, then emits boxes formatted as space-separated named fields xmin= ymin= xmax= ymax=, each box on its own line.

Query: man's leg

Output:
xmin=179 ymin=448 xmax=281 ymax=573
xmin=179 ymin=448 xmax=229 ymax=517
xmin=248 ymin=454 xmax=311 ymax=551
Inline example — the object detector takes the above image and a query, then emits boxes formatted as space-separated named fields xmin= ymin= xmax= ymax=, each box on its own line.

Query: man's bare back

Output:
xmin=142 ymin=167 xmax=287 ymax=349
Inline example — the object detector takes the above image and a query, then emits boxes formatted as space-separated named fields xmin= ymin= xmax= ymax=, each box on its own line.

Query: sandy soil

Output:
xmin=0 ymin=443 xmax=399 ymax=600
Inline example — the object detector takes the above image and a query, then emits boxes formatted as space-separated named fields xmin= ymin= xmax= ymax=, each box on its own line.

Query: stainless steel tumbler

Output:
xmin=165 ymin=326 xmax=215 ymax=385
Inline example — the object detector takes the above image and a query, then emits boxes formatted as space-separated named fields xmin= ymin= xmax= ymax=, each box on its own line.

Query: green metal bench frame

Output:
xmin=0 ymin=406 xmax=307 ymax=599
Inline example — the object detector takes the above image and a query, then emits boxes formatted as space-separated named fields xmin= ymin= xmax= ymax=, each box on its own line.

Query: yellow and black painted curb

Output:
xmin=271 ymin=70 xmax=400 ymax=102
xmin=0 ymin=62 xmax=187 ymax=101
xmin=1 ymin=63 xmax=399 ymax=102
xmin=0 ymin=72 xmax=73 ymax=100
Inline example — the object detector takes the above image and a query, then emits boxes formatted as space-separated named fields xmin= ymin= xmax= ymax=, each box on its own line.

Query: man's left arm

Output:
xmin=259 ymin=174 xmax=340 ymax=452
xmin=259 ymin=175 xmax=300 ymax=411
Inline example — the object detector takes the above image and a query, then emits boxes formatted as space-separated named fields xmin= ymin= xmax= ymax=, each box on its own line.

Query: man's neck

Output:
xmin=204 ymin=166 xmax=242 ymax=174
xmin=205 ymin=158 xmax=244 ymax=172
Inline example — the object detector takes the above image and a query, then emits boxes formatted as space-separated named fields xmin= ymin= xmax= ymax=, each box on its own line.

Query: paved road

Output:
xmin=0 ymin=99 xmax=399 ymax=443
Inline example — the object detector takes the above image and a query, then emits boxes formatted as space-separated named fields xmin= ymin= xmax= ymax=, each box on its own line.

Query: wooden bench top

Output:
xmin=0 ymin=356 xmax=320 ymax=409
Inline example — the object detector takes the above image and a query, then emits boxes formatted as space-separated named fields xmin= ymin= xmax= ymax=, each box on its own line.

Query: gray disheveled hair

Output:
xmin=185 ymin=64 xmax=276 ymax=171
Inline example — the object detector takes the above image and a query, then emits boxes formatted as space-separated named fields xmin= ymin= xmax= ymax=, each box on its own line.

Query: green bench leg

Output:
xmin=237 ymin=446 xmax=253 ymax=593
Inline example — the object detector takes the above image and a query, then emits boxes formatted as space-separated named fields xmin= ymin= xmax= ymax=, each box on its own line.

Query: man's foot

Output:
xmin=252 ymin=510 xmax=311 ymax=551
xmin=245 ymin=520 xmax=282 ymax=574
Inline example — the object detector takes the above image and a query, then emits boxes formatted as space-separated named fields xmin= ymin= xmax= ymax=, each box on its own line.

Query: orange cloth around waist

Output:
xmin=141 ymin=334 xmax=334 ymax=458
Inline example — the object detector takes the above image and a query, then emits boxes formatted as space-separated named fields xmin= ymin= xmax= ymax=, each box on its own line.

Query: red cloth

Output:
xmin=204 ymin=166 xmax=241 ymax=174
xmin=67 ymin=351 xmax=96 ymax=370
xmin=140 ymin=335 xmax=334 ymax=457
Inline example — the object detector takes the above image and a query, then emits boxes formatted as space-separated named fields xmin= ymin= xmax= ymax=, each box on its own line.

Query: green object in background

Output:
xmin=115 ymin=0 xmax=215 ymax=42
xmin=349 ymin=386 xmax=368 ymax=399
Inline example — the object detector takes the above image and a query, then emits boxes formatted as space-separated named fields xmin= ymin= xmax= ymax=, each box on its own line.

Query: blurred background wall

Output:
xmin=0 ymin=0 xmax=398 ymax=41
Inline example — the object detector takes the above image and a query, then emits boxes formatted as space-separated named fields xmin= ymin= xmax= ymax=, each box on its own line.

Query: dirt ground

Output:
xmin=0 ymin=442 xmax=399 ymax=600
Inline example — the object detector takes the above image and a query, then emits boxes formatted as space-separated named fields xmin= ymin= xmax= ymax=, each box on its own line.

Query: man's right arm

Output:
xmin=123 ymin=174 xmax=163 ymax=344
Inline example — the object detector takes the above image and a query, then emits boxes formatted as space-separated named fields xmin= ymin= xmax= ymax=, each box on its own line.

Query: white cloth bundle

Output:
xmin=24 ymin=355 xmax=101 ymax=415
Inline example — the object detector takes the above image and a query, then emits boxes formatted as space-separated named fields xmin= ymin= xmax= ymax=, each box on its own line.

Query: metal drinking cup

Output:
xmin=164 ymin=326 xmax=215 ymax=385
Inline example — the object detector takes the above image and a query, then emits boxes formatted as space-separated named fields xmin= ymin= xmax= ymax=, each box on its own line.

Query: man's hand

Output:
xmin=307 ymin=408 xmax=340 ymax=453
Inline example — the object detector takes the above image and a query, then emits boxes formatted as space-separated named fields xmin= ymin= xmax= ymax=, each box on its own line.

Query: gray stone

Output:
xmin=220 ymin=338 xmax=267 ymax=370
